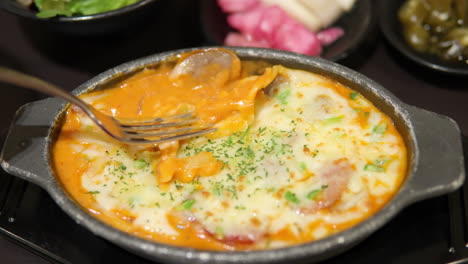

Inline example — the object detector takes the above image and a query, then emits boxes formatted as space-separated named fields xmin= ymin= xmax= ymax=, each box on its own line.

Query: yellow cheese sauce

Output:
xmin=52 ymin=49 xmax=407 ymax=250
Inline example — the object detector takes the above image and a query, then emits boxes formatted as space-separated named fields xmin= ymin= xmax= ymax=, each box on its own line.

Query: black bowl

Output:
xmin=379 ymin=0 xmax=468 ymax=76
xmin=200 ymin=0 xmax=374 ymax=62
xmin=0 ymin=0 xmax=163 ymax=35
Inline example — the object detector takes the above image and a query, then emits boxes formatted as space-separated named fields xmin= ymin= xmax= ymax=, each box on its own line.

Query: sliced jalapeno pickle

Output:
xmin=399 ymin=0 xmax=468 ymax=63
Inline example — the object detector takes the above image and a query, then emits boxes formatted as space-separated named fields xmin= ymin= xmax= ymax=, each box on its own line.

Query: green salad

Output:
xmin=32 ymin=0 xmax=140 ymax=18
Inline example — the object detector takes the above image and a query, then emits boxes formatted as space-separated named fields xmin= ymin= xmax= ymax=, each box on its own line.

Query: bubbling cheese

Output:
xmin=52 ymin=49 xmax=406 ymax=250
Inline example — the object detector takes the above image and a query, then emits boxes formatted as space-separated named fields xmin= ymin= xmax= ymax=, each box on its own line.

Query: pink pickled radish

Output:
xmin=227 ymin=7 xmax=264 ymax=35
xmin=272 ymin=19 xmax=323 ymax=56
xmin=217 ymin=0 xmax=260 ymax=13
xmin=317 ymin=27 xmax=345 ymax=45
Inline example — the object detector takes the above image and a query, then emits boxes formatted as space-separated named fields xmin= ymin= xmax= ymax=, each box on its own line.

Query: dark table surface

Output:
xmin=0 ymin=0 xmax=468 ymax=263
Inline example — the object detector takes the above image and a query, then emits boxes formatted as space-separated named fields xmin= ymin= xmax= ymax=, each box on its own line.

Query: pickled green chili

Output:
xmin=398 ymin=0 xmax=468 ymax=63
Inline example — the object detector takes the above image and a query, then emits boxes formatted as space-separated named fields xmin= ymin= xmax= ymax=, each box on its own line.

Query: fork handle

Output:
xmin=0 ymin=67 xmax=89 ymax=111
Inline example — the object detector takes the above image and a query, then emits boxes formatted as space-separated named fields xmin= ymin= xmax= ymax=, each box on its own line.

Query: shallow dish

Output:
xmin=0 ymin=0 xmax=162 ymax=35
xmin=379 ymin=0 xmax=468 ymax=76
xmin=200 ymin=0 xmax=374 ymax=62
xmin=1 ymin=47 xmax=465 ymax=263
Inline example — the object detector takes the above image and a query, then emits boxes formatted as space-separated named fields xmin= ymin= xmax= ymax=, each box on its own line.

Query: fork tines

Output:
xmin=122 ymin=118 xmax=199 ymax=132
xmin=124 ymin=124 xmax=215 ymax=139
xmin=117 ymin=112 xmax=216 ymax=143
xmin=117 ymin=113 xmax=195 ymax=127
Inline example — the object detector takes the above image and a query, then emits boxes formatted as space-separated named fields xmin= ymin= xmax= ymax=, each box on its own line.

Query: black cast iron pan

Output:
xmin=0 ymin=47 xmax=465 ymax=263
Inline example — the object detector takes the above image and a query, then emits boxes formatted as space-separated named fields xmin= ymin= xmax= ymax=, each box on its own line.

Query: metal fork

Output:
xmin=0 ymin=67 xmax=216 ymax=144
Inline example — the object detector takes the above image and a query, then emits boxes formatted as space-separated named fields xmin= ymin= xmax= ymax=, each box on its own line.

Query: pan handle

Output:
xmin=404 ymin=105 xmax=465 ymax=204
xmin=0 ymin=98 xmax=64 ymax=189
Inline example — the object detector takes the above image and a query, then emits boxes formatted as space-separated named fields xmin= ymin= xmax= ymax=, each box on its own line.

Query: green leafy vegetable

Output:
xmin=285 ymin=191 xmax=300 ymax=204
xmin=36 ymin=9 xmax=69 ymax=18
xmin=35 ymin=0 xmax=140 ymax=18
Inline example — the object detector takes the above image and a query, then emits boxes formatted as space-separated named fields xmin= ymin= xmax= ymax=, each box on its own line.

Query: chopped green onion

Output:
xmin=212 ymin=183 xmax=223 ymax=196
xmin=227 ymin=173 xmax=235 ymax=181
xmin=372 ymin=123 xmax=387 ymax=134
xmin=350 ymin=92 xmax=360 ymax=100
xmin=307 ymin=185 xmax=328 ymax=200
xmin=240 ymin=126 xmax=251 ymax=139
xmin=285 ymin=191 xmax=300 ymax=204
xmin=215 ymin=226 xmax=224 ymax=238
xmin=311 ymin=150 xmax=319 ymax=157
xmin=299 ymin=162 xmax=307 ymax=172
xmin=307 ymin=190 xmax=321 ymax=200
xmin=246 ymin=146 xmax=255 ymax=159
xmin=133 ymin=159 xmax=148 ymax=169
xmin=87 ymin=190 xmax=100 ymax=194
xmin=323 ymin=116 xmax=343 ymax=125
xmin=374 ymin=159 xmax=389 ymax=166
xmin=234 ymin=205 xmax=246 ymax=210
xmin=180 ymin=199 xmax=196 ymax=210
xmin=364 ymin=164 xmax=385 ymax=172
xmin=276 ymin=89 xmax=291 ymax=105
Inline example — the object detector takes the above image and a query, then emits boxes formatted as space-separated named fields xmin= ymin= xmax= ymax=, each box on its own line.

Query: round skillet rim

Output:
xmin=2 ymin=47 xmax=465 ymax=263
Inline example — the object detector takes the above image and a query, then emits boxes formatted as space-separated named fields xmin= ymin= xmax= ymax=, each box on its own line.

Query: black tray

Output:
xmin=1 ymin=0 xmax=468 ymax=262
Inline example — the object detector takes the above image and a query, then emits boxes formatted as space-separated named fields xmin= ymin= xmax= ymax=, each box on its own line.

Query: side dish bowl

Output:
xmin=200 ymin=0 xmax=374 ymax=62
xmin=1 ymin=47 xmax=465 ymax=264
xmin=0 ymin=0 xmax=163 ymax=35
xmin=379 ymin=0 xmax=468 ymax=76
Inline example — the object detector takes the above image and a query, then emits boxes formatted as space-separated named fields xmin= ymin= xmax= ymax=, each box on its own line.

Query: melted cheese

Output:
xmin=52 ymin=50 xmax=406 ymax=250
